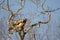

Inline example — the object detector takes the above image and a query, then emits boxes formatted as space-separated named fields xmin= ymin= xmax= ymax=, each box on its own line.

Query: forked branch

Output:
xmin=43 ymin=8 xmax=60 ymax=12
xmin=25 ymin=6 xmax=60 ymax=34
xmin=25 ymin=11 xmax=51 ymax=33
xmin=7 ymin=0 xmax=13 ymax=13
xmin=16 ymin=0 xmax=25 ymax=14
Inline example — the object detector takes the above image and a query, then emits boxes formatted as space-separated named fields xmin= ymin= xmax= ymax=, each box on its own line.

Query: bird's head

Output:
xmin=23 ymin=18 xmax=27 ymax=23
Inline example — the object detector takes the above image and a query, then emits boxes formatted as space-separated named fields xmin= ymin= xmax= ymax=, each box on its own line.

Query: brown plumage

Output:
xmin=15 ymin=18 xmax=27 ymax=32
xmin=8 ymin=18 xmax=27 ymax=33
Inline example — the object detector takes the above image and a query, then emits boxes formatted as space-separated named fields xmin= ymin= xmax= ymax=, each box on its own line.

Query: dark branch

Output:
xmin=44 ymin=8 xmax=60 ymax=12
xmin=25 ymin=9 xmax=51 ymax=33
xmin=34 ymin=33 xmax=36 ymax=40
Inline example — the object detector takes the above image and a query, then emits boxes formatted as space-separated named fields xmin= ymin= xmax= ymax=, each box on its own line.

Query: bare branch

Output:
xmin=25 ymin=7 xmax=60 ymax=33
xmin=6 ymin=0 xmax=13 ymax=13
xmin=30 ymin=0 xmax=40 ymax=7
xmin=0 ymin=0 xmax=13 ymax=12
xmin=33 ymin=31 xmax=36 ymax=40
xmin=0 ymin=6 xmax=8 ymax=11
xmin=42 ymin=0 xmax=46 ymax=6
xmin=0 ymin=0 xmax=8 ymax=11
xmin=41 ymin=0 xmax=46 ymax=10
xmin=19 ymin=30 xmax=25 ymax=40
xmin=30 ymin=0 xmax=46 ymax=10
xmin=30 ymin=0 xmax=36 ymax=4
xmin=7 ymin=0 xmax=10 ymax=11
xmin=16 ymin=0 xmax=25 ymax=14
xmin=44 ymin=8 xmax=60 ymax=12
xmin=25 ymin=11 xmax=51 ymax=33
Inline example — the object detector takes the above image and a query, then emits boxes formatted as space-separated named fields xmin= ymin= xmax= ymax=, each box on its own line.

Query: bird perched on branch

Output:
xmin=14 ymin=18 xmax=27 ymax=32
xmin=8 ymin=18 xmax=27 ymax=34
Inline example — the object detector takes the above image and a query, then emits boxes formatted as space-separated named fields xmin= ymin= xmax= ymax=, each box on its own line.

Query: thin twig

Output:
xmin=7 ymin=0 xmax=10 ymax=11
xmin=33 ymin=31 xmax=36 ymax=40
xmin=16 ymin=0 xmax=25 ymax=14
xmin=0 ymin=6 xmax=8 ymax=11
xmin=41 ymin=0 xmax=46 ymax=10
xmin=44 ymin=8 xmax=60 ymax=12
xmin=6 ymin=0 xmax=13 ymax=13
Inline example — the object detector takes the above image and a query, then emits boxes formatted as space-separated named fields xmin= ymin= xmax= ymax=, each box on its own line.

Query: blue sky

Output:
xmin=0 ymin=0 xmax=60 ymax=40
